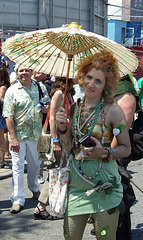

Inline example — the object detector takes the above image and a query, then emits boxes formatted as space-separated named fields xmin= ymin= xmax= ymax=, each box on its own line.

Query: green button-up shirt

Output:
xmin=3 ymin=80 xmax=50 ymax=141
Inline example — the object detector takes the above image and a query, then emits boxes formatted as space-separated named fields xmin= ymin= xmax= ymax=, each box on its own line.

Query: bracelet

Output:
xmin=102 ymin=147 xmax=115 ymax=162
xmin=57 ymin=126 xmax=67 ymax=135
xmin=105 ymin=148 xmax=110 ymax=159
xmin=53 ymin=138 xmax=59 ymax=143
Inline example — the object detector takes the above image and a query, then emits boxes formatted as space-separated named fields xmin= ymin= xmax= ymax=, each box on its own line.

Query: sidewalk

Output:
xmin=0 ymin=158 xmax=28 ymax=180
xmin=0 ymin=158 xmax=12 ymax=180
xmin=0 ymin=158 xmax=46 ymax=180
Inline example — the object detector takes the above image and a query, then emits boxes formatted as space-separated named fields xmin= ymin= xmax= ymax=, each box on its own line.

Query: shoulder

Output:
xmin=138 ymin=77 xmax=143 ymax=82
xmin=70 ymin=99 xmax=81 ymax=117
xmin=53 ymin=90 xmax=63 ymax=98
xmin=105 ymin=101 xmax=123 ymax=118
xmin=138 ymin=78 xmax=143 ymax=86
xmin=5 ymin=84 xmax=17 ymax=95
xmin=50 ymin=90 xmax=63 ymax=111
xmin=0 ymin=86 xmax=7 ymax=98
xmin=0 ymin=85 xmax=7 ymax=91
xmin=51 ymin=90 xmax=63 ymax=105
xmin=114 ymin=92 xmax=136 ymax=107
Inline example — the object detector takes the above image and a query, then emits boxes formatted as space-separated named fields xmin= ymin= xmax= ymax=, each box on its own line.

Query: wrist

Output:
xmin=10 ymin=136 xmax=17 ymax=140
xmin=57 ymin=126 xmax=67 ymax=135
xmin=102 ymin=147 xmax=116 ymax=162
xmin=101 ymin=148 xmax=108 ymax=159
xmin=53 ymin=138 xmax=59 ymax=143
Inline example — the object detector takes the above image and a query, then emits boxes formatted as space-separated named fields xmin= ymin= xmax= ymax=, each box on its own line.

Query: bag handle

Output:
xmin=35 ymin=81 xmax=44 ymax=100
xmin=42 ymin=105 xmax=50 ymax=134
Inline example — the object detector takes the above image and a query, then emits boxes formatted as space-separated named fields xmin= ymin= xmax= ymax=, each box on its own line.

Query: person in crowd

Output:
xmin=137 ymin=76 xmax=143 ymax=112
xmin=1 ymin=59 xmax=11 ymax=159
xmin=0 ymin=67 xmax=10 ymax=168
xmin=32 ymin=71 xmax=54 ymax=184
xmin=132 ymin=76 xmax=140 ymax=94
xmin=1 ymin=59 xmax=10 ymax=73
xmin=34 ymin=77 xmax=75 ymax=220
xmin=112 ymin=74 xmax=138 ymax=240
xmin=10 ymin=64 xmax=19 ymax=85
xmin=90 ymin=73 xmax=138 ymax=239
xmin=56 ymin=49 xmax=131 ymax=240
xmin=32 ymin=72 xmax=54 ymax=96
xmin=3 ymin=65 xmax=50 ymax=214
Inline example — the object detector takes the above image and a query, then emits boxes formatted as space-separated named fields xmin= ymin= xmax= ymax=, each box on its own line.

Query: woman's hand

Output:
xmin=53 ymin=142 xmax=62 ymax=156
xmin=81 ymin=136 xmax=102 ymax=159
xmin=56 ymin=107 xmax=67 ymax=130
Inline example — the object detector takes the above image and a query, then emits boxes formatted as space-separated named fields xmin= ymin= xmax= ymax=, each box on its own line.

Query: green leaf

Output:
xmin=118 ymin=124 xmax=125 ymax=131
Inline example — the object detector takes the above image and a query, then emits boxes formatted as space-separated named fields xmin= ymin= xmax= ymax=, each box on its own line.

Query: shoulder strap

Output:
xmin=42 ymin=105 xmax=50 ymax=134
xmin=35 ymin=81 xmax=44 ymax=100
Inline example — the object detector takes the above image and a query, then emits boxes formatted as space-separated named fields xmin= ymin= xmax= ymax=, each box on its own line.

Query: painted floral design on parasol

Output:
xmin=2 ymin=22 xmax=138 ymax=105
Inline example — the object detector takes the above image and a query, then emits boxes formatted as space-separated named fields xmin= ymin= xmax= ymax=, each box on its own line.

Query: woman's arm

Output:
xmin=111 ymin=92 xmax=136 ymax=148
xmin=49 ymin=90 xmax=63 ymax=156
xmin=109 ymin=104 xmax=131 ymax=159
xmin=56 ymin=107 xmax=73 ymax=153
xmin=81 ymin=104 xmax=131 ymax=161
xmin=0 ymin=86 xmax=7 ymax=98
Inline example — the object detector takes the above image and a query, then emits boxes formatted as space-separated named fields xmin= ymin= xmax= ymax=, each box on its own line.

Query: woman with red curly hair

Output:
xmin=56 ymin=49 xmax=131 ymax=240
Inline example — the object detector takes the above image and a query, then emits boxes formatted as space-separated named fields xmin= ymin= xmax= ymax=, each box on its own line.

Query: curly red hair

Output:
xmin=76 ymin=49 xmax=120 ymax=101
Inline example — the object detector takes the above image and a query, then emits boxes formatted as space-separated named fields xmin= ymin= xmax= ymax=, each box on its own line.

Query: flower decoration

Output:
xmin=113 ymin=124 xmax=125 ymax=136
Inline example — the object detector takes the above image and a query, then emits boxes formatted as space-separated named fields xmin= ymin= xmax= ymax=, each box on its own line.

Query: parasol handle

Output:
xmin=63 ymin=60 xmax=71 ymax=108
xmin=63 ymin=34 xmax=74 ymax=108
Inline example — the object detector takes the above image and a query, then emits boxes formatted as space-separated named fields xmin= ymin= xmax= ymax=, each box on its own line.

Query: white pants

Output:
xmin=11 ymin=140 xmax=41 ymax=206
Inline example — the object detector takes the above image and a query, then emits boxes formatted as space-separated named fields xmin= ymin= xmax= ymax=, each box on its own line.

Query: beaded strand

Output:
xmin=72 ymin=98 xmax=104 ymax=149
xmin=74 ymin=98 xmax=105 ymax=180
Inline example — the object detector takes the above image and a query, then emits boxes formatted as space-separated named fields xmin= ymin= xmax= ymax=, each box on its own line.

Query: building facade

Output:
xmin=130 ymin=0 xmax=143 ymax=26
xmin=122 ymin=0 xmax=131 ymax=21
xmin=122 ymin=0 xmax=143 ymax=26
xmin=0 ymin=0 xmax=108 ymax=54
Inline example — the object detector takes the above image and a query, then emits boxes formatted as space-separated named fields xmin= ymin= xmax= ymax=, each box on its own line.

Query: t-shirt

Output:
xmin=137 ymin=77 xmax=143 ymax=107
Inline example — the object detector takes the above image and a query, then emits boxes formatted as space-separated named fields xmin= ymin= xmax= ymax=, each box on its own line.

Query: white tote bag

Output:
xmin=49 ymin=154 xmax=72 ymax=217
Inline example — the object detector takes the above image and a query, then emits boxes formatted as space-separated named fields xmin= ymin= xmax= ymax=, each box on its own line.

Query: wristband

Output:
xmin=57 ymin=126 xmax=67 ymax=135
xmin=102 ymin=147 xmax=113 ymax=162
xmin=53 ymin=138 xmax=59 ymax=143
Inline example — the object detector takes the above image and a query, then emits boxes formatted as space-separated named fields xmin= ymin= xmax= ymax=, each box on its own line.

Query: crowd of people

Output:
xmin=0 ymin=48 xmax=142 ymax=239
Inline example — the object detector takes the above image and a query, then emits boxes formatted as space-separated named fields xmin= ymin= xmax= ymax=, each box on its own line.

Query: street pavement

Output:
xmin=0 ymin=158 xmax=143 ymax=239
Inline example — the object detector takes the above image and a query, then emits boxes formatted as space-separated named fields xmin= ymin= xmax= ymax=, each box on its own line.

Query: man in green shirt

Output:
xmin=3 ymin=65 xmax=50 ymax=214
xmin=137 ymin=77 xmax=143 ymax=111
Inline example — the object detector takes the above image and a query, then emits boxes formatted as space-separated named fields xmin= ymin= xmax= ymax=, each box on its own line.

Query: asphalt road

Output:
xmin=0 ymin=159 xmax=143 ymax=240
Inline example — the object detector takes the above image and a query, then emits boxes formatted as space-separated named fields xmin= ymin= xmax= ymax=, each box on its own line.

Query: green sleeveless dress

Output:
xmin=65 ymin=117 xmax=123 ymax=216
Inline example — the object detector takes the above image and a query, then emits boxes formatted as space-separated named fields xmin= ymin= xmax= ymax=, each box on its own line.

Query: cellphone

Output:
xmin=79 ymin=135 xmax=96 ymax=147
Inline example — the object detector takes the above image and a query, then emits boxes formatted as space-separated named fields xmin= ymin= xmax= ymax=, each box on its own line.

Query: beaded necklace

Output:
xmin=73 ymin=98 xmax=105 ymax=180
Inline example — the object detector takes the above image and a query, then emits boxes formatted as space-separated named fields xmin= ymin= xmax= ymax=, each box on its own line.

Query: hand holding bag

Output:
xmin=49 ymin=153 xmax=72 ymax=217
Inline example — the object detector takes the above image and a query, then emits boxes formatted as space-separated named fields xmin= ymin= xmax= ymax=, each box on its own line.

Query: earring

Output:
xmin=104 ymin=89 xmax=110 ymax=95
